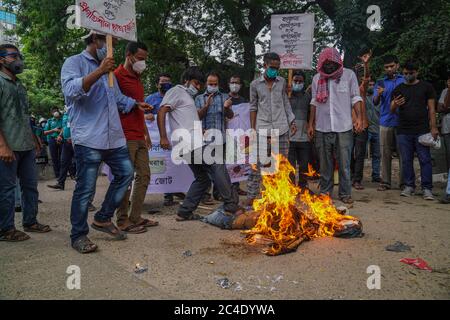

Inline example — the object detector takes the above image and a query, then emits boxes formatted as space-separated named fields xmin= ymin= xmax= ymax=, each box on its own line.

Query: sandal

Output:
xmin=91 ymin=222 xmax=127 ymax=240
xmin=137 ymin=219 xmax=159 ymax=228
xmin=0 ymin=229 xmax=30 ymax=242
xmin=352 ymin=182 xmax=365 ymax=190
xmin=120 ymin=224 xmax=147 ymax=234
xmin=377 ymin=184 xmax=391 ymax=191
xmin=24 ymin=223 xmax=52 ymax=233
xmin=72 ymin=236 xmax=98 ymax=254
xmin=176 ymin=214 xmax=202 ymax=222
xmin=340 ymin=197 xmax=354 ymax=205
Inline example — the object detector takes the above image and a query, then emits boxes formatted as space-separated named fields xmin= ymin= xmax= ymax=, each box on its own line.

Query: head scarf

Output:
xmin=316 ymin=47 xmax=344 ymax=103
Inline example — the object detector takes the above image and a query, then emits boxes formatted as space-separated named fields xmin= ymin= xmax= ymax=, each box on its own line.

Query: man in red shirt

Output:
xmin=114 ymin=42 xmax=158 ymax=234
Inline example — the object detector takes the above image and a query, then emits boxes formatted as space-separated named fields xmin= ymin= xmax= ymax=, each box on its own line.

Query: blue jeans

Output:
xmin=48 ymin=137 xmax=62 ymax=178
xmin=315 ymin=130 xmax=353 ymax=198
xmin=202 ymin=206 xmax=235 ymax=230
xmin=15 ymin=179 xmax=22 ymax=208
xmin=368 ymin=131 xmax=381 ymax=181
xmin=446 ymin=169 xmax=450 ymax=195
xmin=397 ymin=134 xmax=433 ymax=190
xmin=58 ymin=141 xmax=76 ymax=187
xmin=0 ymin=150 xmax=39 ymax=232
xmin=70 ymin=145 xmax=133 ymax=244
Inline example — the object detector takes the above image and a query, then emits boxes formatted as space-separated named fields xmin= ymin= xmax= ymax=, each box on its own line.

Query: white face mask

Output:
xmin=186 ymin=84 xmax=199 ymax=97
xmin=132 ymin=60 xmax=147 ymax=74
xmin=229 ymin=84 xmax=241 ymax=93
xmin=207 ymin=85 xmax=219 ymax=94
xmin=53 ymin=112 xmax=60 ymax=118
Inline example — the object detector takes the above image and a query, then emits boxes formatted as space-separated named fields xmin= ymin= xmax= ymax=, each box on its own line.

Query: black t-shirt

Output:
xmin=231 ymin=96 xmax=248 ymax=105
xmin=392 ymin=81 xmax=436 ymax=135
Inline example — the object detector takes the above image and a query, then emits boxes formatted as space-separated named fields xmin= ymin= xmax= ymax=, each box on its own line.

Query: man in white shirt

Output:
xmin=308 ymin=47 xmax=363 ymax=204
xmin=157 ymin=67 xmax=239 ymax=220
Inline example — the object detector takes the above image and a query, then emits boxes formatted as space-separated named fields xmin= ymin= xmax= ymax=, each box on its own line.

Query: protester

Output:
xmin=437 ymin=75 xmax=450 ymax=203
xmin=44 ymin=107 xmax=63 ymax=179
xmin=391 ymin=61 xmax=438 ymax=200
xmin=157 ymin=66 xmax=239 ymax=221
xmin=227 ymin=74 xmax=249 ymax=196
xmin=288 ymin=70 xmax=312 ymax=188
xmin=0 ymin=44 xmax=51 ymax=241
xmin=373 ymin=55 xmax=405 ymax=191
xmin=246 ymin=52 xmax=297 ymax=207
xmin=47 ymin=108 xmax=76 ymax=191
xmin=61 ymin=31 xmax=152 ymax=253
xmin=351 ymin=49 xmax=372 ymax=190
xmin=308 ymin=47 xmax=363 ymax=204
xmin=145 ymin=73 xmax=186 ymax=206
xmin=114 ymin=41 xmax=159 ymax=234
xmin=438 ymin=76 xmax=450 ymax=169
xmin=195 ymin=72 xmax=234 ymax=203
xmin=366 ymin=78 xmax=381 ymax=183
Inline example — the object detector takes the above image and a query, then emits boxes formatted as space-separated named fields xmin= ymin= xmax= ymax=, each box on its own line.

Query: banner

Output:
xmin=226 ymin=103 xmax=251 ymax=183
xmin=270 ymin=13 xmax=314 ymax=70
xmin=75 ymin=0 xmax=137 ymax=41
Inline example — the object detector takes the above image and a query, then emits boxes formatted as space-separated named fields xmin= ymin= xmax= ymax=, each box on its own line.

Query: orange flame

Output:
xmin=245 ymin=154 xmax=357 ymax=256
xmin=305 ymin=163 xmax=319 ymax=178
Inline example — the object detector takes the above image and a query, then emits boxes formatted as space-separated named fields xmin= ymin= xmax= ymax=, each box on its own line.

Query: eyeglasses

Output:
xmin=0 ymin=52 xmax=24 ymax=60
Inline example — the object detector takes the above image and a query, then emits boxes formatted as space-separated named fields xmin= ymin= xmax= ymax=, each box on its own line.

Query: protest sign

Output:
xmin=270 ymin=13 xmax=314 ymax=70
xmin=75 ymin=0 xmax=137 ymax=86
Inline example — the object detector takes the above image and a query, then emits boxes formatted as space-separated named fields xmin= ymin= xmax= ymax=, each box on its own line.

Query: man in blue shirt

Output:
xmin=61 ymin=31 xmax=152 ymax=254
xmin=47 ymin=108 xmax=76 ymax=191
xmin=373 ymin=55 xmax=405 ymax=191
xmin=195 ymin=72 xmax=234 ymax=203
xmin=145 ymin=73 xmax=186 ymax=207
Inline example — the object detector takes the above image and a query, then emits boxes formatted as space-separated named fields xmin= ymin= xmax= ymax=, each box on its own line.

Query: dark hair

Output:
xmin=84 ymin=34 xmax=106 ymax=45
xmin=206 ymin=71 xmax=221 ymax=82
xmin=358 ymin=47 xmax=371 ymax=58
xmin=402 ymin=60 xmax=418 ymax=71
xmin=181 ymin=66 xmax=205 ymax=84
xmin=383 ymin=54 xmax=399 ymax=65
xmin=0 ymin=44 xmax=19 ymax=56
xmin=263 ymin=52 xmax=281 ymax=65
xmin=293 ymin=70 xmax=306 ymax=79
xmin=126 ymin=41 xmax=148 ymax=55
xmin=155 ymin=73 xmax=171 ymax=84
xmin=229 ymin=75 xmax=242 ymax=83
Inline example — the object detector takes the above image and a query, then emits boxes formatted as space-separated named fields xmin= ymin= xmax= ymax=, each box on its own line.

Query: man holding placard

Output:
xmin=61 ymin=31 xmax=152 ymax=254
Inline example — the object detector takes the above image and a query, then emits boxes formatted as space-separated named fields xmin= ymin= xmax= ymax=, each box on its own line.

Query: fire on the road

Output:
xmin=245 ymin=155 xmax=362 ymax=256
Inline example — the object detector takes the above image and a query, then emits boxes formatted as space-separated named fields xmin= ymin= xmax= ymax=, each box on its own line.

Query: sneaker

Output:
xmin=440 ymin=195 xmax=450 ymax=204
xmin=423 ymin=189 xmax=434 ymax=201
xmin=401 ymin=186 xmax=415 ymax=197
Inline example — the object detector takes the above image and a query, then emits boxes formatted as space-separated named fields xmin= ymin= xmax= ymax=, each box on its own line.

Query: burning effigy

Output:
xmin=202 ymin=155 xmax=363 ymax=256
xmin=242 ymin=155 xmax=363 ymax=256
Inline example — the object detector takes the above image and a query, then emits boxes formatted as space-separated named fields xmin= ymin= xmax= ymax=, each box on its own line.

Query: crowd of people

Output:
xmin=1 ymin=30 xmax=449 ymax=254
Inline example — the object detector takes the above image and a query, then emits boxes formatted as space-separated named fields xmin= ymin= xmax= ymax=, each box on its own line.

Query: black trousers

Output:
xmin=288 ymin=141 xmax=312 ymax=187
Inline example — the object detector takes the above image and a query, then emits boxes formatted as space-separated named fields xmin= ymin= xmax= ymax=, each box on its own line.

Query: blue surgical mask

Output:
xmin=293 ymin=83 xmax=304 ymax=92
xmin=266 ymin=68 xmax=278 ymax=79
xmin=96 ymin=46 xmax=107 ymax=62
xmin=207 ymin=85 xmax=219 ymax=94
xmin=186 ymin=84 xmax=199 ymax=97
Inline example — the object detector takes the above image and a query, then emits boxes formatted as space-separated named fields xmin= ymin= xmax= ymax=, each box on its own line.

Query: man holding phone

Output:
xmin=373 ymin=55 xmax=405 ymax=191
xmin=391 ymin=61 xmax=438 ymax=200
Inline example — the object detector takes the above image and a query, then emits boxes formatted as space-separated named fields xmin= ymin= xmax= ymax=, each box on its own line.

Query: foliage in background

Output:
xmin=4 ymin=0 xmax=449 ymax=117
